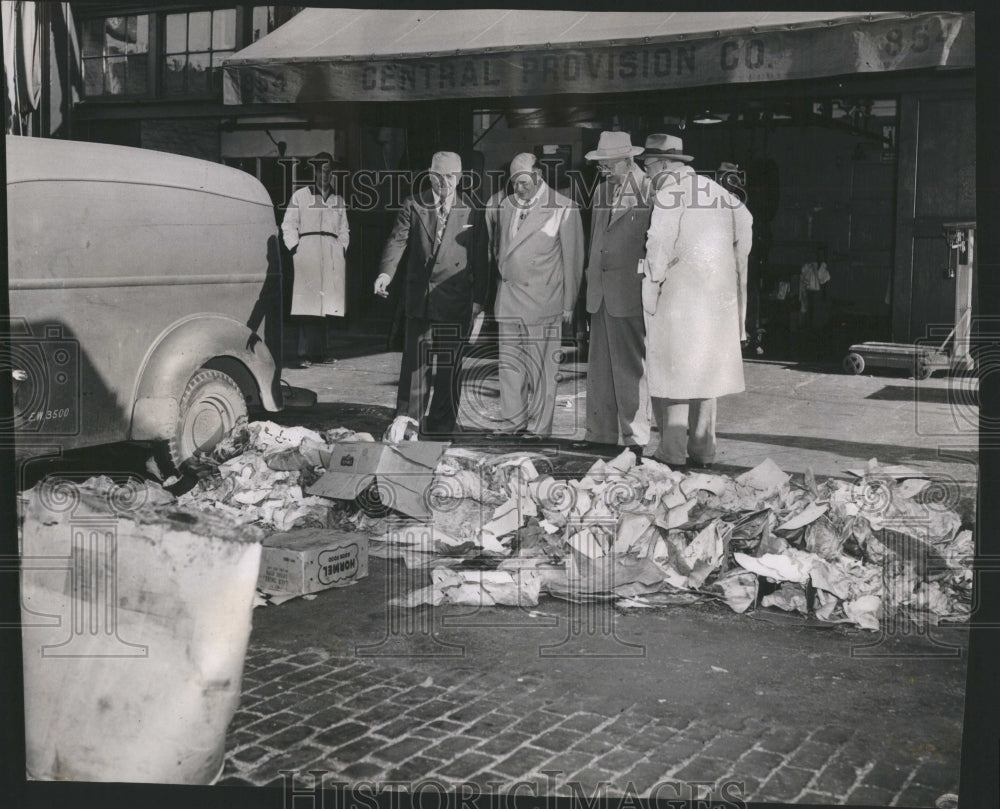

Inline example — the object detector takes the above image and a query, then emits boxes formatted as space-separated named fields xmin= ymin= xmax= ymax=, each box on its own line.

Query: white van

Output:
xmin=5 ymin=135 xmax=284 ymax=466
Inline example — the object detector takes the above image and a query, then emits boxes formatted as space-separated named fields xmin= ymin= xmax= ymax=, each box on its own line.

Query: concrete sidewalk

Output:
xmin=279 ymin=345 xmax=978 ymax=484
xmin=221 ymin=346 xmax=977 ymax=805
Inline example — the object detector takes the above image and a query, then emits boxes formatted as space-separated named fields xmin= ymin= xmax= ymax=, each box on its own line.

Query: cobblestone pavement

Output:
xmin=220 ymin=354 xmax=972 ymax=807
xmin=219 ymin=638 xmax=962 ymax=807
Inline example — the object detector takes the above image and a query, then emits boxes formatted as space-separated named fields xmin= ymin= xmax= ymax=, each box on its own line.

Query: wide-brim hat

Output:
xmin=637 ymin=134 xmax=694 ymax=162
xmin=586 ymin=131 xmax=643 ymax=162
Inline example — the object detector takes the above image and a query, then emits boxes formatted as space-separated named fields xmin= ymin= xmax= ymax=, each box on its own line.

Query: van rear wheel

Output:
xmin=169 ymin=369 xmax=247 ymax=468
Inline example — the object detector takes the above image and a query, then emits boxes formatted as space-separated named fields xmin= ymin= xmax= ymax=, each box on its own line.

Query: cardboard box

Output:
xmin=258 ymin=528 xmax=369 ymax=596
xmin=307 ymin=441 xmax=449 ymax=520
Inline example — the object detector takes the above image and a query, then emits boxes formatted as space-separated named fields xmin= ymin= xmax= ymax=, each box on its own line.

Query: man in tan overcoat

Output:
xmin=493 ymin=153 xmax=584 ymax=438
xmin=641 ymin=135 xmax=753 ymax=468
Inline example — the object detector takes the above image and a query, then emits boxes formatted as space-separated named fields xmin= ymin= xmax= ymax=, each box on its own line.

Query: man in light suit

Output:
xmin=374 ymin=151 xmax=488 ymax=437
xmin=492 ymin=153 xmax=584 ymax=438
xmin=573 ymin=131 xmax=653 ymax=456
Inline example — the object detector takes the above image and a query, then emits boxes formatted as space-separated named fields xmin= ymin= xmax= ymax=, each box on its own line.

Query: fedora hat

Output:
xmin=637 ymin=134 xmax=694 ymax=162
xmin=585 ymin=131 xmax=643 ymax=162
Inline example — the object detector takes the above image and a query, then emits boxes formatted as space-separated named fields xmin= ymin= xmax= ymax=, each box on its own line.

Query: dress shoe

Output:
xmin=687 ymin=458 xmax=714 ymax=471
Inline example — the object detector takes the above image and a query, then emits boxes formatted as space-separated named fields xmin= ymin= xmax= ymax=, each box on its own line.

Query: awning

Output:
xmin=223 ymin=9 xmax=974 ymax=105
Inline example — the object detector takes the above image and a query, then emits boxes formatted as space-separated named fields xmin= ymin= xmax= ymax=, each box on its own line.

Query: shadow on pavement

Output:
xmin=866 ymin=384 xmax=977 ymax=405
xmin=716 ymin=431 xmax=978 ymax=468
xmin=254 ymin=402 xmax=395 ymax=436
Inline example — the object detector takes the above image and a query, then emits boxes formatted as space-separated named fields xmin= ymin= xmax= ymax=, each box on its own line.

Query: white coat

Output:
xmin=281 ymin=186 xmax=350 ymax=317
xmin=643 ymin=165 xmax=753 ymax=399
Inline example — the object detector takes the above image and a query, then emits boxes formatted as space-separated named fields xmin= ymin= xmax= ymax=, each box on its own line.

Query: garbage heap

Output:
xmin=173 ymin=421 xmax=972 ymax=632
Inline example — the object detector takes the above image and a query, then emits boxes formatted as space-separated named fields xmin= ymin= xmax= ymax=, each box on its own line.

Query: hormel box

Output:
xmin=258 ymin=528 xmax=368 ymax=596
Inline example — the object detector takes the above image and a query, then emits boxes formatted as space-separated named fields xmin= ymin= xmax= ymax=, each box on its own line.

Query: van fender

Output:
xmin=130 ymin=314 xmax=280 ymax=442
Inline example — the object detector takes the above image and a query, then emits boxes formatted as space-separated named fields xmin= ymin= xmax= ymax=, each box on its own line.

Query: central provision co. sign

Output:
xmin=225 ymin=13 xmax=973 ymax=104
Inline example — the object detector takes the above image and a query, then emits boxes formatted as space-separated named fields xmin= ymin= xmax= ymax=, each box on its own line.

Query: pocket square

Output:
xmin=461 ymin=223 xmax=474 ymax=229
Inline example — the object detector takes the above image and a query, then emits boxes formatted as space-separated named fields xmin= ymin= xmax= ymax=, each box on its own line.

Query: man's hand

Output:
xmin=562 ymin=309 xmax=573 ymax=327
xmin=374 ymin=273 xmax=391 ymax=298
xmin=472 ymin=302 xmax=484 ymax=317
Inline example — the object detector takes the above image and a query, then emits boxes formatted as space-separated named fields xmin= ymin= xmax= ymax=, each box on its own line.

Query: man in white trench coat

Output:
xmin=641 ymin=135 xmax=753 ymax=468
xmin=281 ymin=152 xmax=350 ymax=367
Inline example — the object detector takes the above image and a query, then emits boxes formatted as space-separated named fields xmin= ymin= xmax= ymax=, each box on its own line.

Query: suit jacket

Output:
xmin=379 ymin=190 xmax=488 ymax=321
xmin=495 ymin=183 xmax=584 ymax=324
xmin=585 ymin=167 xmax=653 ymax=317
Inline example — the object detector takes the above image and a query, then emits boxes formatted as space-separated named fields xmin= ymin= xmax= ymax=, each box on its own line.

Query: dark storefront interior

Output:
xmin=321 ymin=70 xmax=972 ymax=368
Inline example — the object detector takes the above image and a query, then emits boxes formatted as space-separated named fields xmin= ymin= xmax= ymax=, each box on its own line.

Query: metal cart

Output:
xmin=843 ymin=221 xmax=975 ymax=379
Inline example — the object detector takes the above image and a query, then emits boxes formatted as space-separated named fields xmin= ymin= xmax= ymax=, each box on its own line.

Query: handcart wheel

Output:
xmin=843 ymin=353 xmax=865 ymax=375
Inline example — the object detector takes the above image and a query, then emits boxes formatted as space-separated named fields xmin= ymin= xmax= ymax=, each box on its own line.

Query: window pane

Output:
xmin=130 ymin=14 xmax=149 ymax=54
xmin=165 ymin=14 xmax=186 ymax=53
xmin=163 ymin=54 xmax=187 ymax=95
xmin=104 ymin=17 xmax=128 ymax=55
xmin=211 ymin=50 xmax=234 ymax=68
xmin=126 ymin=54 xmax=148 ymax=94
xmin=105 ymin=56 xmax=126 ymax=95
xmin=251 ymin=6 xmax=276 ymax=42
xmin=187 ymin=52 xmax=211 ymax=94
xmin=188 ymin=11 xmax=211 ymax=51
xmin=212 ymin=9 xmax=236 ymax=50
xmin=81 ymin=19 xmax=104 ymax=56
xmin=83 ymin=57 xmax=104 ymax=94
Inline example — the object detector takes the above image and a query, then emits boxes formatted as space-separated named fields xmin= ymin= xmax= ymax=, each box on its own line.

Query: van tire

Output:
xmin=169 ymin=369 xmax=247 ymax=469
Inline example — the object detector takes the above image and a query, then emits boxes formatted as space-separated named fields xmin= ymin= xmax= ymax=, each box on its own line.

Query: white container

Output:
xmin=20 ymin=480 xmax=262 ymax=783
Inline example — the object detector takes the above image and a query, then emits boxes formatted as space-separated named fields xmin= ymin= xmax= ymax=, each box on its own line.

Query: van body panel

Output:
xmin=129 ymin=314 xmax=279 ymax=441
xmin=6 ymin=136 xmax=283 ymax=456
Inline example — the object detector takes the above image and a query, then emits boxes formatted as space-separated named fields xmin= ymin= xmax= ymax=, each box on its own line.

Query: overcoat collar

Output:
xmin=501 ymin=181 xmax=553 ymax=258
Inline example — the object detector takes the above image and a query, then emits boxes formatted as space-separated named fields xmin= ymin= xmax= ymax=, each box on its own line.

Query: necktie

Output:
xmin=435 ymin=203 xmax=448 ymax=249
xmin=513 ymin=208 xmax=528 ymax=237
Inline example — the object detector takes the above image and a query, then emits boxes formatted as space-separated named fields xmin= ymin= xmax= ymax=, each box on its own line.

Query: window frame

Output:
xmin=159 ymin=6 xmax=243 ymax=99
xmin=79 ymin=12 xmax=157 ymax=100
xmin=77 ymin=5 xmax=291 ymax=104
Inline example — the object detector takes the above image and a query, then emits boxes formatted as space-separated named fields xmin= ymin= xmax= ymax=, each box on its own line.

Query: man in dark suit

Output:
xmin=573 ymin=132 xmax=652 ymax=456
xmin=375 ymin=152 xmax=488 ymax=437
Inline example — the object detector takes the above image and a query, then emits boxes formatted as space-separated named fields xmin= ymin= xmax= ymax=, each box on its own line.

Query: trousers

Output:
xmin=584 ymin=303 xmax=650 ymax=446
xmin=497 ymin=315 xmax=562 ymax=436
xmin=395 ymin=317 xmax=465 ymax=436
xmin=650 ymin=396 xmax=717 ymax=466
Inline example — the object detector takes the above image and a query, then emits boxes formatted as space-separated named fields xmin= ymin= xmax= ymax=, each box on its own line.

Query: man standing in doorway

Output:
xmin=492 ymin=152 xmax=584 ymax=439
xmin=573 ymin=131 xmax=652 ymax=456
xmin=281 ymin=152 xmax=350 ymax=367
xmin=642 ymin=135 xmax=753 ymax=469
xmin=375 ymin=151 xmax=488 ymax=438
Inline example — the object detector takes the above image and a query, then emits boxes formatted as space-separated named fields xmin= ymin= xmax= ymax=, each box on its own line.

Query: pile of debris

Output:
xmin=172 ymin=420 xmax=376 ymax=532
xmin=153 ymin=421 xmax=971 ymax=630
xmin=380 ymin=448 xmax=973 ymax=632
